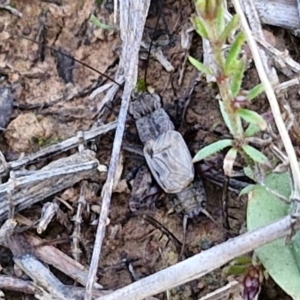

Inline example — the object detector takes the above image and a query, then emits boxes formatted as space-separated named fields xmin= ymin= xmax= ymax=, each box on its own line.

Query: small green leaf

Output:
xmin=239 ymin=184 xmax=255 ymax=196
xmin=135 ymin=78 xmax=146 ymax=92
xmin=223 ymin=265 xmax=248 ymax=276
xmin=189 ymin=56 xmax=212 ymax=75
xmin=225 ymin=32 xmax=246 ymax=71
xmin=219 ymin=101 xmax=244 ymax=136
xmin=191 ymin=16 xmax=209 ymax=39
xmin=223 ymin=147 xmax=237 ymax=176
xmin=245 ymin=123 xmax=260 ymax=137
xmin=215 ymin=2 xmax=225 ymax=34
xmin=220 ymin=15 xmax=240 ymax=43
xmin=242 ymin=145 xmax=269 ymax=165
xmin=219 ymin=100 xmax=234 ymax=135
xmin=237 ymin=108 xmax=267 ymax=130
xmin=244 ymin=165 xmax=255 ymax=180
xmin=193 ymin=139 xmax=233 ymax=162
xmin=230 ymin=256 xmax=253 ymax=266
xmin=247 ymin=83 xmax=265 ymax=101
xmin=230 ymin=58 xmax=245 ymax=97
xmin=90 ymin=14 xmax=115 ymax=30
xmin=195 ymin=0 xmax=207 ymax=17
xmin=247 ymin=170 xmax=300 ymax=299
xmin=206 ymin=0 xmax=217 ymax=19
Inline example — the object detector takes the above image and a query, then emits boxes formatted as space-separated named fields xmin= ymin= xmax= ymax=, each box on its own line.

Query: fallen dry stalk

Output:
xmin=0 ymin=220 xmax=106 ymax=298
xmin=0 ymin=150 xmax=101 ymax=222
xmin=26 ymin=234 xmax=103 ymax=289
xmin=98 ymin=215 xmax=298 ymax=300
xmin=253 ymin=0 xmax=300 ymax=32
xmin=3 ymin=121 xmax=117 ymax=175
xmin=84 ymin=1 xmax=151 ymax=299
xmin=0 ymin=275 xmax=35 ymax=295
xmin=14 ymin=255 xmax=69 ymax=300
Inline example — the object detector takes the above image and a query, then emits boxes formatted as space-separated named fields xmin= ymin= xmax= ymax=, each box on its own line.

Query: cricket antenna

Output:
xmin=3 ymin=29 xmax=122 ymax=87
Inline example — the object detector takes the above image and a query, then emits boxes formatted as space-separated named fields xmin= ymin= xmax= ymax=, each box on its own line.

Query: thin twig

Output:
xmin=7 ymin=121 xmax=117 ymax=173
xmin=71 ymin=181 xmax=87 ymax=261
xmin=25 ymin=234 xmax=103 ymax=289
xmin=84 ymin=1 xmax=151 ymax=299
xmin=0 ymin=4 xmax=22 ymax=17
xmin=36 ymin=202 xmax=59 ymax=234
xmin=256 ymin=37 xmax=300 ymax=76
xmin=241 ymin=0 xmax=277 ymax=81
xmin=253 ymin=0 xmax=300 ymax=32
xmin=199 ymin=280 xmax=242 ymax=300
xmin=14 ymin=255 xmax=69 ymax=300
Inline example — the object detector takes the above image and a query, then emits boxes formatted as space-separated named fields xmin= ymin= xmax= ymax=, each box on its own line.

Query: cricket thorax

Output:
xmin=130 ymin=92 xmax=207 ymax=217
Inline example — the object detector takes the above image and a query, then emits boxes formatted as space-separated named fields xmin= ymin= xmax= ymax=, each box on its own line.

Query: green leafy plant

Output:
xmin=90 ymin=14 xmax=115 ymax=30
xmin=135 ymin=78 xmax=147 ymax=93
xmin=247 ymin=168 xmax=300 ymax=299
xmin=190 ymin=0 xmax=266 ymax=175
xmin=190 ymin=1 xmax=300 ymax=296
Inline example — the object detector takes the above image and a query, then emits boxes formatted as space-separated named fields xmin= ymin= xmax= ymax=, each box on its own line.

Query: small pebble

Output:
xmin=0 ymin=87 xmax=13 ymax=129
xmin=22 ymin=26 xmax=31 ymax=36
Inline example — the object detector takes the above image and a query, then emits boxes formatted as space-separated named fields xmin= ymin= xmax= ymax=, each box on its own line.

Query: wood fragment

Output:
xmin=0 ymin=150 xmax=101 ymax=222
xmin=256 ymin=37 xmax=300 ymax=76
xmin=0 ymin=273 xmax=110 ymax=299
xmin=140 ymin=41 xmax=175 ymax=72
xmin=0 ymin=3 xmax=22 ymax=17
xmin=71 ymin=182 xmax=87 ymax=261
xmin=0 ymin=226 xmax=105 ymax=296
xmin=25 ymin=234 xmax=102 ymax=289
xmin=254 ymin=0 xmax=300 ymax=32
xmin=242 ymin=0 xmax=278 ymax=83
xmin=0 ymin=219 xmax=17 ymax=245
xmin=14 ymin=255 xmax=70 ymax=300
xmin=3 ymin=121 xmax=117 ymax=176
xmin=4 ymin=232 xmax=70 ymax=299
xmin=198 ymin=280 xmax=242 ymax=300
xmin=36 ymin=202 xmax=59 ymax=234
xmin=0 ymin=275 xmax=35 ymax=295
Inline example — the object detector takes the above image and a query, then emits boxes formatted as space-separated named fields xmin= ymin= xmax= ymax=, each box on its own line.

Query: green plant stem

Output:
xmin=207 ymin=20 xmax=244 ymax=139
xmin=218 ymin=80 xmax=244 ymax=139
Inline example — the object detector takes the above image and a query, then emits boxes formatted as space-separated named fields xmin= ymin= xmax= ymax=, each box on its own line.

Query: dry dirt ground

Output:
xmin=0 ymin=0 xmax=299 ymax=299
